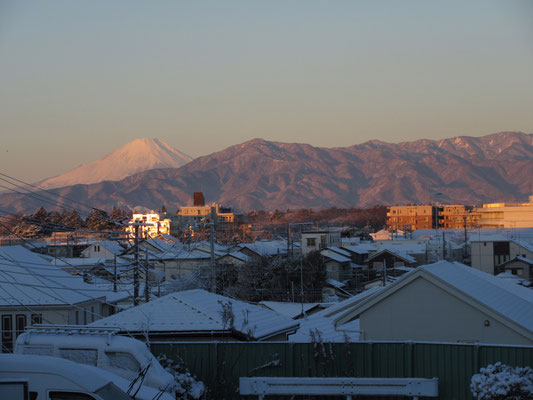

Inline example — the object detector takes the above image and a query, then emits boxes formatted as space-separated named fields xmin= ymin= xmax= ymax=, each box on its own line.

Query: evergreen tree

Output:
xmin=86 ymin=209 xmax=112 ymax=231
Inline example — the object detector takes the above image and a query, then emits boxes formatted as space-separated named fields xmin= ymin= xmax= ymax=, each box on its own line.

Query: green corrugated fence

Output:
xmin=151 ymin=341 xmax=533 ymax=400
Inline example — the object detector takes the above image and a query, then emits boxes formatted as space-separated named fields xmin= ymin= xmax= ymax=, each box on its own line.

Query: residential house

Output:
xmin=332 ymin=261 xmax=533 ymax=345
xmin=301 ymin=230 xmax=341 ymax=255
xmin=319 ymin=249 xmax=352 ymax=282
xmin=498 ymin=256 xmax=533 ymax=282
xmin=471 ymin=235 xmax=533 ymax=275
xmin=0 ymin=246 xmax=118 ymax=352
xmin=89 ymin=289 xmax=299 ymax=341
xmin=81 ymin=241 xmax=126 ymax=260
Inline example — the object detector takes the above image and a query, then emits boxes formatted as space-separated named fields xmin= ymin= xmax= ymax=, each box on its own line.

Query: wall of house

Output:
xmin=510 ymin=242 xmax=533 ymax=260
xmin=163 ymin=259 xmax=209 ymax=280
xmin=82 ymin=244 xmax=115 ymax=260
xmin=471 ymin=241 xmax=497 ymax=274
xmin=359 ymin=277 xmax=532 ymax=345
xmin=0 ymin=300 xmax=107 ymax=353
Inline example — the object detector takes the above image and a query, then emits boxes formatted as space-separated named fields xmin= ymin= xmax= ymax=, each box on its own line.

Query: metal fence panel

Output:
xmin=150 ymin=342 xmax=533 ymax=400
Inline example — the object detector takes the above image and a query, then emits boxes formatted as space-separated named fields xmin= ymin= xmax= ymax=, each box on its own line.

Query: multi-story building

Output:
xmin=301 ymin=229 xmax=341 ymax=255
xmin=170 ymin=192 xmax=239 ymax=237
xmin=126 ymin=213 xmax=171 ymax=239
xmin=439 ymin=204 xmax=480 ymax=229
xmin=475 ymin=196 xmax=533 ymax=228
xmin=386 ymin=205 xmax=438 ymax=231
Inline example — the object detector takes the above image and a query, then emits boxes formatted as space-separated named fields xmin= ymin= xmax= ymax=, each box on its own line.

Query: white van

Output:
xmin=15 ymin=325 xmax=175 ymax=395
xmin=0 ymin=354 xmax=132 ymax=400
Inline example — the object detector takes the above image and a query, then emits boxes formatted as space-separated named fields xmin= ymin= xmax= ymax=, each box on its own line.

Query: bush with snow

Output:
xmin=471 ymin=362 xmax=533 ymax=400
xmin=157 ymin=354 xmax=205 ymax=399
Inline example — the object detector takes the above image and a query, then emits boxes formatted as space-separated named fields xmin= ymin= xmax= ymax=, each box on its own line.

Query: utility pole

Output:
xmin=128 ymin=221 xmax=152 ymax=306
xmin=287 ymin=224 xmax=291 ymax=259
xmin=464 ymin=216 xmax=468 ymax=262
xmin=144 ymin=252 xmax=150 ymax=303
xmin=134 ymin=224 xmax=140 ymax=306
xmin=210 ymin=206 xmax=216 ymax=293
xmin=113 ymin=255 xmax=117 ymax=293
xmin=382 ymin=259 xmax=387 ymax=286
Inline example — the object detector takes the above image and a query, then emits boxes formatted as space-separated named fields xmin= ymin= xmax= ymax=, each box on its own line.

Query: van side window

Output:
xmin=49 ymin=391 xmax=97 ymax=400
xmin=58 ymin=348 xmax=98 ymax=366
xmin=105 ymin=351 xmax=140 ymax=372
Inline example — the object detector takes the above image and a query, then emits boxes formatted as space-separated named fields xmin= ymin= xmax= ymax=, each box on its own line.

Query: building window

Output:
xmin=15 ymin=315 xmax=26 ymax=338
xmin=306 ymin=238 xmax=316 ymax=247
xmin=30 ymin=314 xmax=42 ymax=325
xmin=2 ymin=315 xmax=13 ymax=353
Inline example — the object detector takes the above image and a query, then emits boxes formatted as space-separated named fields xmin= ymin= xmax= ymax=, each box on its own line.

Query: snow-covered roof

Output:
xmin=334 ymin=261 xmax=533 ymax=336
xmin=422 ymin=262 xmax=533 ymax=331
xmin=326 ymin=246 xmax=352 ymax=257
xmin=259 ymin=301 xmax=325 ymax=319
xmin=326 ymin=278 xmax=346 ymax=288
xmin=0 ymin=246 xmax=106 ymax=307
xmin=237 ymin=240 xmax=288 ymax=257
xmin=366 ymin=248 xmax=417 ymax=264
xmin=320 ymin=249 xmax=351 ymax=263
xmin=342 ymin=243 xmax=377 ymax=255
xmin=470 ymin=234 xmax=510 ymax=243
xmin=377 ymin=242 xmax=427 ymax=255
xmin=90 ymin=289 xmax=298 ymax=340
xmin=217 ymin=252 xmax=251 ymax=263
xmin=289 ymin=317 xmax=361 ymax=343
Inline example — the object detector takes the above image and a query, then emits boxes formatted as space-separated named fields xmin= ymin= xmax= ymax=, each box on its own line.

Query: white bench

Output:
xmin=240 ymin=377 xmax=439 ymax=400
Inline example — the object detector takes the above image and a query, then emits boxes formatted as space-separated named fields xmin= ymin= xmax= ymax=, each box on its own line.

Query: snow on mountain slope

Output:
xmin=38 ymin=138 xmax=193 ymax=189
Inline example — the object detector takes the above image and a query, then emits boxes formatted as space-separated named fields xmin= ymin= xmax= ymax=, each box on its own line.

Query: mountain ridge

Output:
xmin=2 ymin=131 xmax=532 ymax=213
xmin=36 ymin=138 xmax=193 ymax=190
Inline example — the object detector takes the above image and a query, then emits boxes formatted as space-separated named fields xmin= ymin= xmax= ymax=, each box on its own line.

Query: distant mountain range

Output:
xmin=36 ymin=138 xmax=193 ymax=189
xmin=1 ymin=131 xmax=532 ymax=214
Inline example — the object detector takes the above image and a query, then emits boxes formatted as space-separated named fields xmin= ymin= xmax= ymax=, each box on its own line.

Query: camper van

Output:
xmin=0 ymin=354 xmax=132 ymax=400
xmin=15 ymin=325 xmax=175 ymax=394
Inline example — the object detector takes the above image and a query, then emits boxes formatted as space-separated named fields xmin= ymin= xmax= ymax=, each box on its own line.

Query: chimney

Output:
xmin=193 ymin=192 xmax=205 ymax=206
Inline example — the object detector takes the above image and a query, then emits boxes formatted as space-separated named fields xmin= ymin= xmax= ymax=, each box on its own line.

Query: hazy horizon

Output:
xmin=1 ymin=1 xmax=532 ymax=183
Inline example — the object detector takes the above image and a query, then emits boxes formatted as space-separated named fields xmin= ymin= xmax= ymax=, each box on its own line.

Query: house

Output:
xmin=471 ymin=235 xmax=533 ymax=275
xmin=497 ymin=256 xmax=533 ymax=282
xmin=341 ymin=243 xmax=377 ymax=265
xmin=216 ymin=252 xmax=251 ymax=267
xmin=235 ymin=240 xmax=288 ymax=259
xmin=80 ymin=241 xmax=126 ymax=260
xmin=301 ymin=230 xmax=341 ymax=255
xmin=319 ymin=249 xmax=352 ymax=282
xmin=365 ymin=248 xmax=416 ymax=270
xmin=89 ymin=289 xmax=299 ymax=341
xmin=332 ymin=261 xmax=533 ymax=345
xmin=0 ymin=246 xmax=118 ymax=352
xmin=259 ymin=301 xmax=326 ymax=319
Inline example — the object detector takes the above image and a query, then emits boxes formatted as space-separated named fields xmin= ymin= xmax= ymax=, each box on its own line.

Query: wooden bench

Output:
xmin=240 ymin=377 xmax=439 ymax=400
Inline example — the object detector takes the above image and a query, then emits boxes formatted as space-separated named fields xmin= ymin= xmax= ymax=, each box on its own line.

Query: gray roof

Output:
xmin=91 ymin=289 xmax=298 ymax=340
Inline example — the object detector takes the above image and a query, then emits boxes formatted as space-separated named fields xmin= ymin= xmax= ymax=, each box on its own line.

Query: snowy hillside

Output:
xmin=38 ymin=138 xmax=193 ymax=189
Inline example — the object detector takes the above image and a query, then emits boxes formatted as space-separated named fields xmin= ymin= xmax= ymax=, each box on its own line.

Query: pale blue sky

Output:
xmin=1 ymin=1 xmax=532 ymax=182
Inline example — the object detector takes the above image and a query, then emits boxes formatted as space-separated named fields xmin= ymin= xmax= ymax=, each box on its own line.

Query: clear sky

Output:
xmin=1 ymin=0 xmax=532 ymax=183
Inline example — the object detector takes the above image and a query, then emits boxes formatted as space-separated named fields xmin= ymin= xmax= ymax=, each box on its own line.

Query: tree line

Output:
xmin=0 ymin=206 xmax=131 ymax=238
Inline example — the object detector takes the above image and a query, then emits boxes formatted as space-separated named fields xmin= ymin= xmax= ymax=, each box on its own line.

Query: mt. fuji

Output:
xmin=37 ymin=138 xmax=193 ymax=189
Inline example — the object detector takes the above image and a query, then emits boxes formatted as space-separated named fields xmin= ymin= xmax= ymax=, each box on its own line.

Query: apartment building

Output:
xmin=475 ymin=196 xmax=533 ymax=229
xmin=439 ymin=204 xmax=480 ymax=229
xmin=386 ymin=205 xmax=438 ymax=231
xmin=125 ymin=213 xmax=171 ymax=239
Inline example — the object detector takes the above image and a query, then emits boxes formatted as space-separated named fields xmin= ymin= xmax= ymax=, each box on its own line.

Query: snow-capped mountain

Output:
xmin=2 ymin=131 xmax=532 ymax=213
xmin=37 ymin=138 xmax=193 ymax=189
